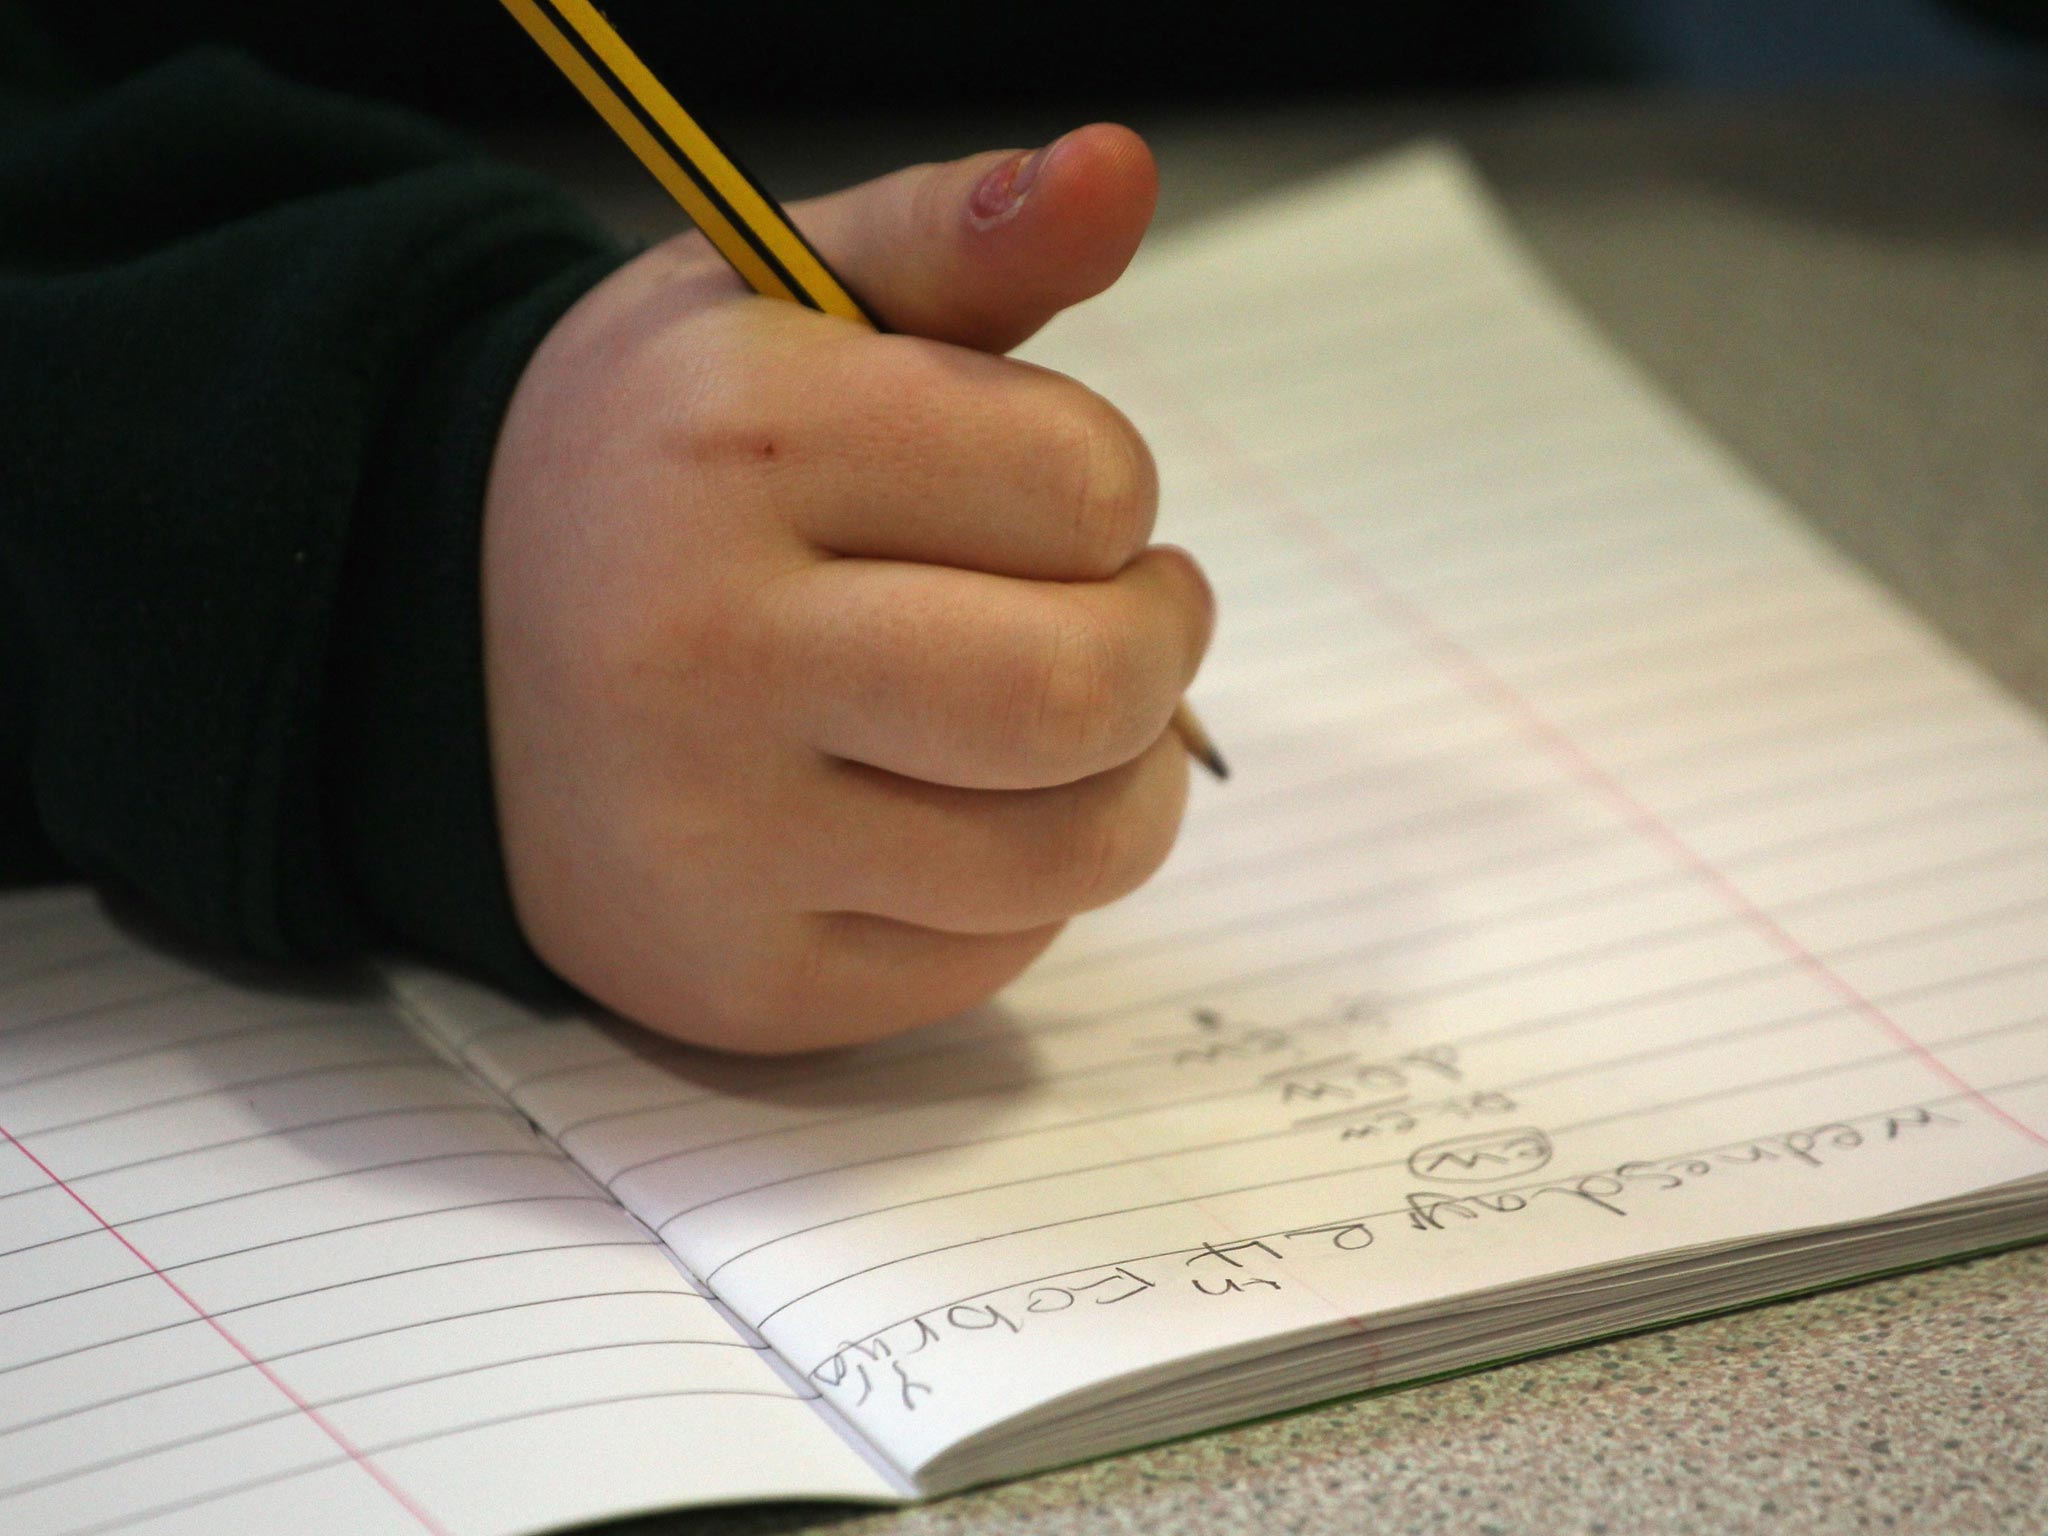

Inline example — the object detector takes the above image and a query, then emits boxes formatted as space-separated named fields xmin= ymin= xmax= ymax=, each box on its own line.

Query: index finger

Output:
xmin=764 ymin=326 xmax=1159 ymax=581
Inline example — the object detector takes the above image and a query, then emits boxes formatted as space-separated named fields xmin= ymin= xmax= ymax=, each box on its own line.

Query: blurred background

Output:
xmin=22 ymin=2 xmax=2048 ymax=122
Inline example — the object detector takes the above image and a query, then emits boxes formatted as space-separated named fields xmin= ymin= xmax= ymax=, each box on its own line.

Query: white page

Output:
xmin=391 ymin=145 xmax=2047 ymax=1485
xmin=0 ymin=890 xmax=896 ymax=1536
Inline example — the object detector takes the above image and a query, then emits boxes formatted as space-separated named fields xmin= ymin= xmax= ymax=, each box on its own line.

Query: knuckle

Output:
xmin=903 ymin=162 xmax=956 ymax=247
xmin=1040 ymin=789 xmax=1177 ymax=916
xmin=1004 ymin=610 xmax=1134 ymax=779
xmin=854 ymin=331 xmax=935 ymax=400
xmin=598 ymin=570 xmax=743 ymax=709
xmin=1052 ymin=389 xmax=1157 ymax=577
xmin=1061 ymin=804 xmax=1138 ymax=911
xmin=1162 ymin=546 xmax=1220 ymax=657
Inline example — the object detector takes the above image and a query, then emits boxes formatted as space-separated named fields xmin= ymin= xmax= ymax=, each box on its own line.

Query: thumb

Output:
xmin=789 ymin=123 xmax=1158 ymax=354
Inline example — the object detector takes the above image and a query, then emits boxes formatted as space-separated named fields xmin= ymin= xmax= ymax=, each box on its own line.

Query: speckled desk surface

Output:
xmin=503 ymin=93 xmax=2048 ymax=1536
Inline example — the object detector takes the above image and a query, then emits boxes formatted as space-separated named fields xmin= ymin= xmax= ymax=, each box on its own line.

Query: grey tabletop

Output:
xmin=499 ymin=92 xmax=2048 ymax=1536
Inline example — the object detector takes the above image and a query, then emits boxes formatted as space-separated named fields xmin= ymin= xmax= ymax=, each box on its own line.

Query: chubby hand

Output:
xmin=483 ymin=126 xmax=1213 ymax=1052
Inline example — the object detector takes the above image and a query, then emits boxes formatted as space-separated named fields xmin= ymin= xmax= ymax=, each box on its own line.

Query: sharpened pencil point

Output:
xmin=1170 ymin=702 xmax=1227 ymax=782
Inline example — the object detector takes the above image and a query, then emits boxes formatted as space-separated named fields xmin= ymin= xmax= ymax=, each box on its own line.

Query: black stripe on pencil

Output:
xmin=521 ymin=0 xmax=868 ymax=323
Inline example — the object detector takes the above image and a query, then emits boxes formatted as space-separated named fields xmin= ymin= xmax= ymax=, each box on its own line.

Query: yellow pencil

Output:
xmin=497 ymin=0 xmax=1226 ymax=781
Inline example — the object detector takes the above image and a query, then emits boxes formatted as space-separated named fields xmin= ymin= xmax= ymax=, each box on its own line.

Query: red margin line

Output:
xmin=1092 ymin=311 xmax=2048 ymax=1156
xmin=0 ymin=1121 xmax=451 ymax=1535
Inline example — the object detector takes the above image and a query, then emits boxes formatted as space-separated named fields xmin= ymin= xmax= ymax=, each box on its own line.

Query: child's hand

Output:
xmin=482 ymin=126 xmax=1213 ymax=1052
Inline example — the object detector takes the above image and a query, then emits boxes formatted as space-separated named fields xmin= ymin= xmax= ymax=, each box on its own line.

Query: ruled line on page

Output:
xmin=722 ymin=1014 xmax=2048 ymax=1319
xmin=2 ymin=1015 xmax=332 ymax=1095
xmin=0 ymin=977 xmax=214 ymax=1044
xmin=1147 ymin=725 xmax=2032 ymax=909
xmin=0 ymin=945 xmax=163 ymax=1008
xmin=19 ymin=1055 xmax=449 ymax=1140
xmin=1020 ymin=851 xmax=2048 ymax=1037
xmin=1083 ymin=306 xmax=2048 ymax=1157
xmin=1039 ymin=780 xmax=2048 ymax=984
xmin=0 ymin=896 xmax=897 ymax=1531
xmin=490 ymin=884 xmax=2048 ymax=1325
xmin=1189 ymin=624 xmax=1923 ymax=757
xmin=622 ymin=944 xmax=2024 ymax=1237
xmin=4 ymin=1339 xmax=821 ymax=1502
xmin=603 ymin=876 xmax=2048 ymax=1216
xmin=751 ymin=1050 xmax=2048 ymax=1337
xmin=0 ymin=1119 xmax=452 ymax=1536
xmin=0 ymin=1240 xmax=660 ymax=1381
xmin=1182 ymin=589 xmax=1913 ymax=816
xmin=3 ymin=1194 xmax=632 ymax=1319
xmin=57 ymin=1389 xmax=831 ymax=1536
xmin=522 ymin=870 xmax=2048 ymax=1217
xmin=791 ymin=1071 xmax=2048 ymax=1381
xmin=0 ymin=1148 xmax=566 ymax=1263
xmin=1064 ymin=729 xmax=2023 ymax=962
xmin=510 ymin=748 xmax=2044 ymax=1152
xmin=0 ymin=1290 xmax=759 ymax=1439
xmin=644 ymin=956 xmax=2048 ymax=1236
xmin=0 ymin=1103 xmax=522 ymax=1195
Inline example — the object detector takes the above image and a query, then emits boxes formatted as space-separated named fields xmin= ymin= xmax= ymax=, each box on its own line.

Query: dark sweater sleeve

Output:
xmin=0 ymin=45 xmax=625 ymax=991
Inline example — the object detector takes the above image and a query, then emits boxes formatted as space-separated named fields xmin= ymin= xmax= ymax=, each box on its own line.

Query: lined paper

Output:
xmin=0 ymin=891 xmax=896 ymax=1536
xmin=10 ymin=143 xmax=2045 ymax=1523
xmin=398 ymin=148 xmax=2048 ymax=1487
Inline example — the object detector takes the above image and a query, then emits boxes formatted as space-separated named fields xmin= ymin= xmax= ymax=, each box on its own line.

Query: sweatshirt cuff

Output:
xmin=333 ymin=244 xmax=625 ymax=1000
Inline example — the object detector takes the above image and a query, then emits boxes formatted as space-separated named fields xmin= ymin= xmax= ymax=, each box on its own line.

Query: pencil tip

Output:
xmin=1170 ymin=702 xmax=1227 ymax=782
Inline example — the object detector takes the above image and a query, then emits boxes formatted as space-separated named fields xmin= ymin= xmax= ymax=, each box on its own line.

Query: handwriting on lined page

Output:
xmin=395 ymin=148 xmax=2048 ymax=1481
xmin=0 ymin=891 xmax=893 ymax=1536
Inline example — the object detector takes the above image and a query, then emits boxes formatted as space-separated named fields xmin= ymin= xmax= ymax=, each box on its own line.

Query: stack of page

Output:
xmin=5 ymin=146 xmax=2046 ymax=1536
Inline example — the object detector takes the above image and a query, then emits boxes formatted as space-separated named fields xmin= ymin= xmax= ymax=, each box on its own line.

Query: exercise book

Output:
xmin=5 ymin=145 xmax=2046 ymax=1536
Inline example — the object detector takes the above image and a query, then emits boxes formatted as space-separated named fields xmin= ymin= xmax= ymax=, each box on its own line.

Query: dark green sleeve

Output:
xmin=0 ymin=41 xmax=625 ymax=992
